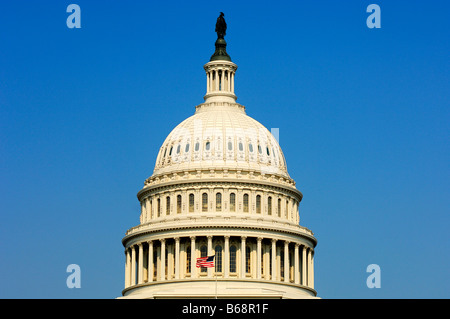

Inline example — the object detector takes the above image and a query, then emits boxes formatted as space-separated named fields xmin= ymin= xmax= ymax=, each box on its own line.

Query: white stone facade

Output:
xmin=120 ymin=40 xmax=318 ymax=299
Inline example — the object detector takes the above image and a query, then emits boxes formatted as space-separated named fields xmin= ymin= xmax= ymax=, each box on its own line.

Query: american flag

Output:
xmin=196 ymin=255 xmax=215 ymax=268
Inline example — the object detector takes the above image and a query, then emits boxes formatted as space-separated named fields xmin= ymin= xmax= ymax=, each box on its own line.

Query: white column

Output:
xmin=131 ymin=245 xmax=136 ymax=286
xmin=257 ymin=237 xmax=262 ymax=279
xmin=284 ymin=241 xmax=289 ymax=283
xmin=271 ymin=239 xmax=276 ymax=281
xmin=215 ymin=70 xmax=219 ymax=91
xmin=224 ymin=235 xmax=230 ymax=278
xmin=138 ymin=243 xmax=144 ymax=284
xmin=160 ymin=239 xmax=166 ymax=281
xmin=241 ymin=236 xmax=246 ymax=278
xmin=231 ymin=73 xmax=234 ymax=93
xmin=190 ymin=236 xmax=196 ymax=279
xmin=148 ymin=241 xmax=153 ymax=282
xmin=207 ymin=235 xmax=213 ymax=278
xmin=294 ymin=243 xmax=300 ymax=284
xmin=302 ymin=245 xmax=307 ymax=286
xmin=310 ymin=249 xmax=314 ymax=289
xmin=206 ymin=72 xmax=210 ymax=93
xmin=125 ymin=248 xmax=130 ymax=288
xmin=175 ymin=237 xmax=180 ymax=279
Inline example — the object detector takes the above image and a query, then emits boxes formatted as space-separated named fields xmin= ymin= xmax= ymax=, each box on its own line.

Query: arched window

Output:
xmin=200 ymin=245 xmax=207 ymax=273
xmin=238 ymin=142 xmax=243 ymax=151
xmin=256 ymin=195 xmax=261 ymax=214
xmin=189 ymin=193 xmax=194 ymax=212
xmin=229 ymin=193 xmax=236 ymax=212
xmin=205 ymin=141 xmax=210 ymax=151
xmin=177 ymin=195 xmax=182 ymax=214
xmin=229 ymin=245 xmax=237 ymax=273
xmin=202 ymin=193 xmax=208 ymax=212
xmin=278 ymin=198 xmax=281 ymax=217
xmin=268 ymin=196 xmax=272 ymax=215
xmin=249 ymin=143 xmax=253 ymax=153
xmin=246 ymin=246 xmax=251 ymax=273
xmin=185 ymin=143 xmax=190 ymax=153
xmin=215 ymin=245 xmax=223 ymax=272
xmin=176 ymin=144 xmax=181 ymax=154
xmin=157 ymin=198 xmax=161 ymax=217
xmin=285 ymin=199 xmax=289 ymax=218
xmin=243 ymin=194 xmax=249 ymax=213
xmin=216 ymin=193 xmax=222 ymax=211
xmin=228 ymin=141 xmax=233 ymax=151
xmin=186 ymin=246 xmax=191 ymax=273
xmin=195 ymin=142 xmax=200 ymax=151
xmin=166 ymin=196 xmax=170 ymax=215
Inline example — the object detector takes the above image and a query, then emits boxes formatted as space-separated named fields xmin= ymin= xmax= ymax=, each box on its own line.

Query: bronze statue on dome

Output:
xmin=215 ymin=12 xmax=227 ymax=39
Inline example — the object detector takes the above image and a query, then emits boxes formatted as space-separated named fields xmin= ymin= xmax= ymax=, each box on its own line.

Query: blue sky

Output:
xmin=0 ymin=1 xmax=448 ymax=298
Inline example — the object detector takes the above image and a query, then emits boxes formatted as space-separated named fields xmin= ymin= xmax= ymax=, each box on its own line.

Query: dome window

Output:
xmin=229 ymin=193 xmax=236 ymax=212
xmin=205 ymin=141 xmax=211 ymax=151
xmin=249 ymin=143 xmax=253 ymax=153
xmin=238 ymin=142 xmax=243 ymax=151
xmin=169 ymin=146 xmax=173 ymax=156
xmin=243 ymin=194 xmax=249 ymax=213
xmin=202 ymin=193 xmax=208 ymax=212
xmin=195 ymin=142 xmax=200 ymax=151
xmin=176 ymin=145 xmax=181 ymax=154
xmin=216 ymin=193 xmax=222 ymax=211
xmin=189 ymin=194 xmax=194 ymax=212
xmin=228 ymin=141 xmax=233 ymax=150
xmin=258 ymin=145 xmax=262 ymax=154
xmin=266 ymin=147 xmax=270 ymax=156
xmin=185 ymin=143 xmax=190 ymax=153
xmin=256 ymin=195 xmax=261 ymax=214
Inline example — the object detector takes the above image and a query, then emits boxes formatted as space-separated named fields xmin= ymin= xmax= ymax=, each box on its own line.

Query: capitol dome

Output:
xmin=151 ymin=101 xmax=290 ymax=180
xmin=120 ymin=14 xmax=318 ymax=299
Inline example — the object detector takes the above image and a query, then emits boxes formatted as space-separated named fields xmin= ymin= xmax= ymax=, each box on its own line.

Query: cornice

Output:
xmin=137 ymin=177 xmax=302 ymax=202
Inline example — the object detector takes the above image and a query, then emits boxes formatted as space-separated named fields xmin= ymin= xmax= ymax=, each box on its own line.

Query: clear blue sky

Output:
xmin=0 ymin=0 xmax=448 ymax=298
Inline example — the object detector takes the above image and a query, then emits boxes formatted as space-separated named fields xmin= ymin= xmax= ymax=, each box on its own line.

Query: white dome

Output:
xmin=152 ymin=102 xmax=290 ymax=179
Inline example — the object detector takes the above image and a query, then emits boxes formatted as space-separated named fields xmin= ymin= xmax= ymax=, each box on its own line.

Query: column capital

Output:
xmin=207 ymin=235 xmax=213 ymax=240
xmin=271 ymin=238 xmax=277 ymax=244
xmin=224 ymin=235 xmax=230 ymax=239
xmin=147 ymin=240 xmax=153 ymax=244
xmin=257 ymin=237 xmax=263 ymax=242
xmin=160 ymin=238 xmax=166 ymax=244
xmin=241 ymin=236 xmax=247 ymax=240
xmin=190 ymin=236 xmax=196 ymax=240
xmin=174 ymin=237 xmax=180 ymax=242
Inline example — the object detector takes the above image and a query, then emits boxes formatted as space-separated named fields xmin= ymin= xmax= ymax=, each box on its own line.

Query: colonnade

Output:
xmin=124 ymin=235 xmax=314 ymax=290
xmin=140 ymin=188 xmax=299 ymax=224
xmin=206 ymin=67 xmax=235 ymax=94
